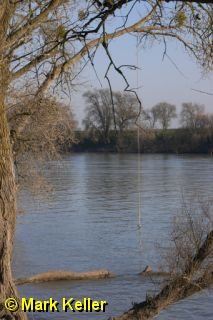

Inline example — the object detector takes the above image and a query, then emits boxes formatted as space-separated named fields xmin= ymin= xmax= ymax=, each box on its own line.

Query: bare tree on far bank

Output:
xmin=143 ymin=107 xmax=159 ymax=129
xmin=143 ymin=102 xmax=177 ymax=129
xmin=113 ymin=92 xmax=139 ymax=132
xmin=83 ymin=89 xmax=139 ymax=143
xmin=83 ymin=89 xmax=113 ymax=144
xmin=149 ymin=102 xmax=177 ymax=130
xmin=180 ymin=103 xmax=213 ymax=130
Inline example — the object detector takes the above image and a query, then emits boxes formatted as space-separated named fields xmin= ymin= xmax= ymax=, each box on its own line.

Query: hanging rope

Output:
xmin=136 ymin=37 xmax=142 ymax=229
xmin=136 ymin=36 xmax=142 ymax=230
xmin=135 ymin=38 xmax=144 ymax=274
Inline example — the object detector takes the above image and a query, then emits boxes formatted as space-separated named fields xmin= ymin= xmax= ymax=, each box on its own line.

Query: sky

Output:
xmin=70 ymin=33 xmax=213 ymax=128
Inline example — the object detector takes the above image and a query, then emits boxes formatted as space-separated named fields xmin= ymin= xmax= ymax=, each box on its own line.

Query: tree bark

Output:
xmin=110 ymin=271 xmax=213 ymax=320
xmin=0 ymin=62 xmax=27 ymax=319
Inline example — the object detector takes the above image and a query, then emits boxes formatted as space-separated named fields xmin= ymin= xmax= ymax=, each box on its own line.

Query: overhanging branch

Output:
xmin=36 ymin=4 xmax=159 ymax=93
xmin=6 ymin=0 xmax=65 ymax=50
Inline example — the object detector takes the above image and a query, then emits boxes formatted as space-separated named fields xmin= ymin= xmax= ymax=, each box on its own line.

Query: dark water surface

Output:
xmin=13 ymin=154 xmax=213 ymax=319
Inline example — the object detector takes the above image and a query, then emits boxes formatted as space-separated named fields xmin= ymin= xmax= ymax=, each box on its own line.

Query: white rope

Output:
xmin=136 ymin=36 xmax=142 ymax=230
xmin=136 ymin=40 xmax=143 ymax=271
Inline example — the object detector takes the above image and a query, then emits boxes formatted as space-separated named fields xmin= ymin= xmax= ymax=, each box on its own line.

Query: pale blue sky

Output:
xmin=71 ymin=33 xmax=213 ymax=128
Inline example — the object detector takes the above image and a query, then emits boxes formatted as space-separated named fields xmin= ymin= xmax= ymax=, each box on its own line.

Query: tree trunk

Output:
xmin=111 ymin=230 xmax=213 ymax=320
xmin=0 ymin=66 xmax=27 ymax=319
xmin=111 ymin=271 xmax=213 ymax=320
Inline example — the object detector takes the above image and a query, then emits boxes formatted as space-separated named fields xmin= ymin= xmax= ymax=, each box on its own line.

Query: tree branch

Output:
xmin=12 ymin=47 xmax=59 ymax=80
xmin=6 ymin=0 xmax=66 ymax=50
xmin=111 ymin=229 xmax=213 ymax=320
xmin=168 ymin=0 xmax=213 ymax=3
xmin=36 ymin=4 xmax=159 ymax=93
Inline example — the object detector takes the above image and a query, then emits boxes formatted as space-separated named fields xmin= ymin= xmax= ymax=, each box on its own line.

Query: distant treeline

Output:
xmin=73 ymin=128 xmax=213 ymax=154
xmin=73 ymin=88 xmax=213 ymax=154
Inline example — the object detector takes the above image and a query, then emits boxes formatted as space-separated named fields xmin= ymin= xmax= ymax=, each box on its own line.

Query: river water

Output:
xmin=13 ymin=154 xmax=213 ymax=319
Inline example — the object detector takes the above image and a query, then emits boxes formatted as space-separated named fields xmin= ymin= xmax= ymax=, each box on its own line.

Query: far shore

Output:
xmin=71 ymin=128 xmax=213 ymax=155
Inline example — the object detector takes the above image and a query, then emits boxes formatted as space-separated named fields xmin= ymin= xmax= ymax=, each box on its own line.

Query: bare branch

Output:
xmin=6 ymin=0 xmax=66 ymax=49
xmin=191 ymin=88 xmax=213 ymax=96
xmin=36 ymin=4 xmax=160 ymax=93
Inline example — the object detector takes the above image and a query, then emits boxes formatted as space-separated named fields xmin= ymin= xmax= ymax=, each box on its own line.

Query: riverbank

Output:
xmin=73 ymin=128 xmax=213 ymax=154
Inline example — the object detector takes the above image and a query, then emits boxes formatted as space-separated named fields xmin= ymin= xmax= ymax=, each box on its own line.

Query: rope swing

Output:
xmin=136 ymin=35 xmax=142 ymax=230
